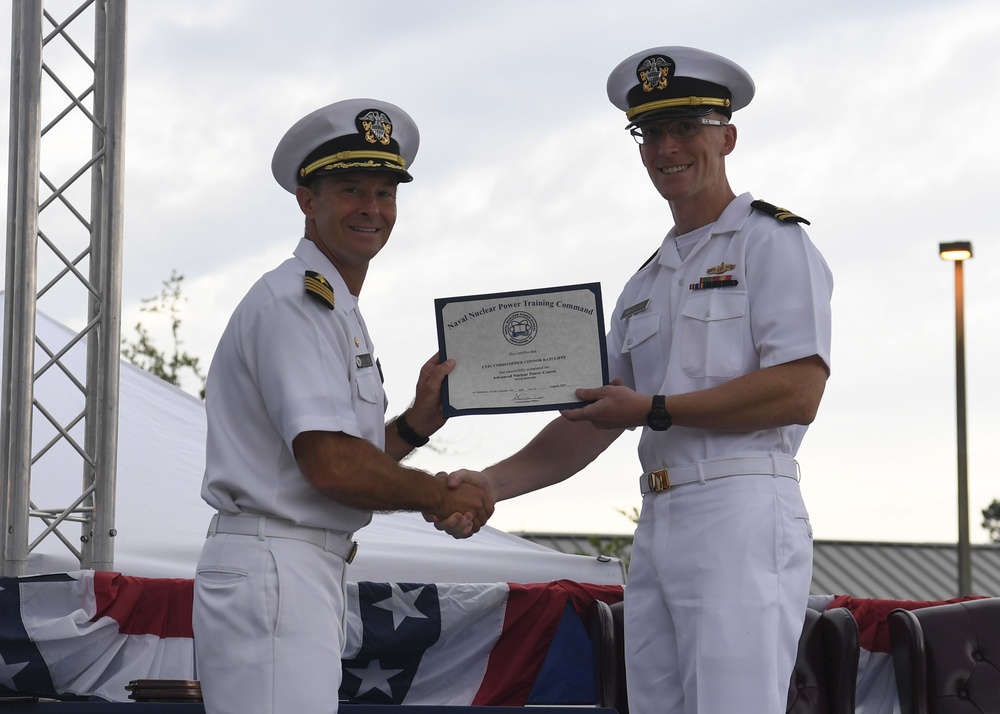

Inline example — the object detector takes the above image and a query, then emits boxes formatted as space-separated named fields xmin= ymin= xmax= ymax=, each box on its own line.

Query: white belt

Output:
xmin=640 ymin=454 xmax=800 ymax=495
xmin=207 ymin=513 xmax=358 ymax=563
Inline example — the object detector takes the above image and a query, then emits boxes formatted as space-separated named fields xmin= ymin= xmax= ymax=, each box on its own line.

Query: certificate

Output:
xmin=435 ymin=283 xmax=609 ymax=416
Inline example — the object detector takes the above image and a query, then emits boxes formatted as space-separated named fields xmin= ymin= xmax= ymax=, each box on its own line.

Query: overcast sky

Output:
xmin=3 ymin=0 xmax=999 ymax=545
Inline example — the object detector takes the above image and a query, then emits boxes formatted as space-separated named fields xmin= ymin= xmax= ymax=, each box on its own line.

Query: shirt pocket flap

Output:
xmin=680 ymin=291 xmax=747 ymax=323
xmin=621 ymin=311 xmax=660 ymax=353
xmin=355 ymin=370 xmax=382 ymax=404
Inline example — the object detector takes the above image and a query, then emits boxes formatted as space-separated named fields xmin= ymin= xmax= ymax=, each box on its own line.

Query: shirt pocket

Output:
xmin=680 ymin=291 xmax=747 ymax=378
xmin=621 ymin=310 xmax=664 ymax=395
xmin=354 ymin=367 xmax=383 ymax=405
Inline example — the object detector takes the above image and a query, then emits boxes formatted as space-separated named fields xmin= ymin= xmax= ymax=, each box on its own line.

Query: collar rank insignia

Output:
xmin=304 ymin=270 xmax=335 ymax=310
xmin=750 ymin=199 xmax=810 ymax=225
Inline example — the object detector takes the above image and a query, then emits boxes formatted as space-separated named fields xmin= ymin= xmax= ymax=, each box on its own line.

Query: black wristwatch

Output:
xmin=395 ymin=411 xmax=429 ymax=448
xmin=646 ymin=394 xmax=672 ymax=431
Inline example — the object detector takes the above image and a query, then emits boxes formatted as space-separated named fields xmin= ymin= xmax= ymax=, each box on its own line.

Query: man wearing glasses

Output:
xmin=437 ymin=47 xmax=833 ymax=712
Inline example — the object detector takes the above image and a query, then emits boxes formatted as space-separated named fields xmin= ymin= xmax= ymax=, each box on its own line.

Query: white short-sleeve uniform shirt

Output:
xmin=607 ymin=192 xmax=833 ymax=473
xmin=200 ymin=238 xmax=385 ymax=533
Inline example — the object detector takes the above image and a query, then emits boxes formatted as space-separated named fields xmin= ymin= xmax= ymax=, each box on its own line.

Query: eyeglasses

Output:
xmin=630 ymin=118 xmax=730 ymax=144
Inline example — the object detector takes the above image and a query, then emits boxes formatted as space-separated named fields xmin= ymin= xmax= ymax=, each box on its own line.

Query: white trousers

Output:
xmin=624 ymin=472 xmax=813 ymax=714
xmin=193 ymin=530 xmax=347 ymax=714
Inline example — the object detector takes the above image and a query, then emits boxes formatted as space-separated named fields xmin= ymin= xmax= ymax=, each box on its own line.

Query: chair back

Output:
xmin=786 ymin=606 xmax=860 ymax=714
xmin=590 ymin=601 xmax=859 ymax=714
xmin=888 ymin=597 xmax=1000 ymax=714
xmin=589 ymin=599 xmax=627 ymax=714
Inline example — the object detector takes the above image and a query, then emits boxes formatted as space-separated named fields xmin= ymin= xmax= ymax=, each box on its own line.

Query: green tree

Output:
xmin=121 ymin=270 xmax=207 ymax=399
xmin=983 ymin=499 xmax=1000 ymax=543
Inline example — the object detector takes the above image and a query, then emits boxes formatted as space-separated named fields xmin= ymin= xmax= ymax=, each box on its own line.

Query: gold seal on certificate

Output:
xmin=435 ymin=283 xmax=609 ymax=416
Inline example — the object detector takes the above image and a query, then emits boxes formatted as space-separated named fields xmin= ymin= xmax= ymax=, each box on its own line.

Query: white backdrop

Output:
xmin=3 ymin=293 xmax=624 ymax=586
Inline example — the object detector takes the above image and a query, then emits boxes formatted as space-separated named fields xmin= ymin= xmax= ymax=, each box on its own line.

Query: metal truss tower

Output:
xmin=1 ymin=0 xmax=128 ymax=575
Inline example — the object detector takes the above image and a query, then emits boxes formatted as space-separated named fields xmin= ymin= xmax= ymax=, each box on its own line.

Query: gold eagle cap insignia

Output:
xmin=707 ymin=262 xmax=736 ymax=275
xmin=638 ymin=56 xmax=672 ymax=92
xmin=304 ymin=270 xmax=335 ymax=310
xmin=357 ymin=109 xmax=393 ymax=146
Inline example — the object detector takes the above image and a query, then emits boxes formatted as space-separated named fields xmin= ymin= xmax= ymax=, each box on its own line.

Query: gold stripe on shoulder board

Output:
xmin=304 ymin=270 xmax=335 ymax=310
xmin=750 ymin=199 xmax=810 ymax=225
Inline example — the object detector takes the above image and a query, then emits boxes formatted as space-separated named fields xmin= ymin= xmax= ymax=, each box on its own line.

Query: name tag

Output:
xmin=356 ymin=353 xmax=374 ymax=369
xmin=621 ymin=299 xmax=650 ymax=320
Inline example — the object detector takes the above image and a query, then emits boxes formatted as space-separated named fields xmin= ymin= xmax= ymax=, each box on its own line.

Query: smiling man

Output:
xmin=437 ymin=47 xmax=834 ymax=713
xmin=192 ymin=99 xmax=492 ymax=714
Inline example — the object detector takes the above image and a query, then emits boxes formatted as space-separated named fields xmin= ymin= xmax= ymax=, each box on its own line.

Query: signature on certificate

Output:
xmin=511 ymin=392 xmax=543 ymax=403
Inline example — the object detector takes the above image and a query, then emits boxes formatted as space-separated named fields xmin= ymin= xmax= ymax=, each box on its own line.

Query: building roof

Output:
xmin=811 ymin=540 xmax=1000 ymax=600
xmin=515 ymin=533 xmax=1000 ymax=601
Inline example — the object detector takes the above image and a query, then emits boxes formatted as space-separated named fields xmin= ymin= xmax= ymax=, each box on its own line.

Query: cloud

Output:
xmin=3 ymin=0 xmax=999 ymax=543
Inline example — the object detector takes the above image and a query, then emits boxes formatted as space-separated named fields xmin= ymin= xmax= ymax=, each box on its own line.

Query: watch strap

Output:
xmin=395 ymin=411 xmax=429 ymax=448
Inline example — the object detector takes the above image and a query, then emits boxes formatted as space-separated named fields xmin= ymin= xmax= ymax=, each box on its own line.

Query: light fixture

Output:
xmin=939 ymin=241 xmax=973 ymax=261
xmin=938 ymin=240 xmax=974 ymax=596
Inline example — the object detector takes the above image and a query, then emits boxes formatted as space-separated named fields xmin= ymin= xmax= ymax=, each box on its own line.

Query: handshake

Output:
xmin=424 ymin=470 xmax=495 ymax=539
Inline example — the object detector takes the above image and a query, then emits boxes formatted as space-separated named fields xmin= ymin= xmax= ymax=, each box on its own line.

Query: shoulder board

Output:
xmin=750 ymin=199 xmax=810 ymax=225
xmin=637 ymin=249 xmax=659 ymax=273
xmin=304 ymin=270 xmax=335 ymax=310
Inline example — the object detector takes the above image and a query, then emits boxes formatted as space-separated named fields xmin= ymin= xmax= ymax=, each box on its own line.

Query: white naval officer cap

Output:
xmin=271 ymin=98 xmax=419 ymax=193
xmin=607 ymin=46 xmax=755 ymax=128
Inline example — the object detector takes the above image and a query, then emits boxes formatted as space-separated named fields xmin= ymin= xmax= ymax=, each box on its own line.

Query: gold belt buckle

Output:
xmin=647 ymin=469 xmax=671 ymax=492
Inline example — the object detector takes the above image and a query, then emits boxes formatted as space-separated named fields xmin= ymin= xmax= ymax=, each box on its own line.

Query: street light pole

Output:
xmin=939 ymin=241 xmax=973 ymax=597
